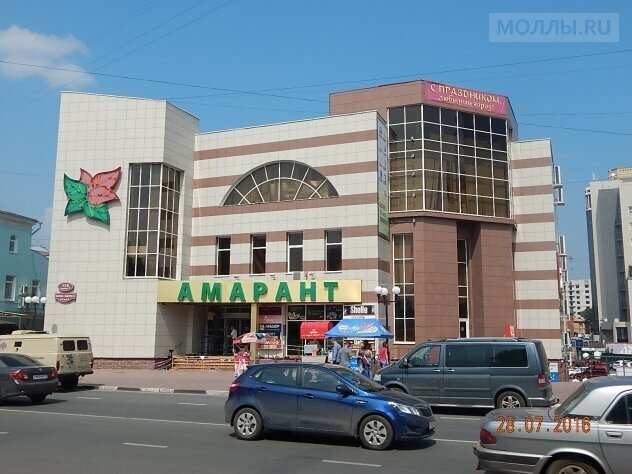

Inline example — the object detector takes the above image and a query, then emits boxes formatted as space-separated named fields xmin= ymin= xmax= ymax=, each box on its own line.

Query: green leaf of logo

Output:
xmin=82 ymin=202 xmax=110 ymax=224
xmin=64 ymin=175 xmax=88 ymax=201
xmin=64 ymin=200 xmax=85 ymax=216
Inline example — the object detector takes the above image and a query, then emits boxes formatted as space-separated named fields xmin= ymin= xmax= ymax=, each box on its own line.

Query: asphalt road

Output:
xmin=0 ymin=390 xmax=485 ymax=473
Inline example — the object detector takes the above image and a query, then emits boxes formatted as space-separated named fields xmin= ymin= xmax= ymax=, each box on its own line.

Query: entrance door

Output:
xmin=225 ymin=318 xmax=250 ymax=354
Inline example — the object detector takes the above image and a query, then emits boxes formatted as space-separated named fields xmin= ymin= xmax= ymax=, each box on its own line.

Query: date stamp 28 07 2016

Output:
xmin=496 ymin=416 xmax=592 ymax=434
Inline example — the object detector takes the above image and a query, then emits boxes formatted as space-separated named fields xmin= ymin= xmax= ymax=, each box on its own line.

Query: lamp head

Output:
xmin=24 ymin=296 xmax=32 ymax=304
xmin=392 ymin=286 xmax=401 ymax=296
xmin=374 ymin=286 xmax=383 ymax=297
xmin=31 ymin=296 xmax=39 ymax=304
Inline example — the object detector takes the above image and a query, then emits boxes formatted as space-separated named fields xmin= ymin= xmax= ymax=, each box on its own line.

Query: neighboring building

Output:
xmin=0 ymin=210 xmax=49 ymax=329
xmin=561 ymin=278 xmax=591 ymax=337
xmin=46 ymin=80 xmax=564 ymax=367
xmin=562 ymin=279 xmax=592 ymax=318
xmin=585 ymin=169 xmax=632 ymax=343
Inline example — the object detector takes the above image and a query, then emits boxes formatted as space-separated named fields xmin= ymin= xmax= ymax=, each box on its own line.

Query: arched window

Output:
xmin=9 ymin=235 xmax=17 ymax=253
xmin=223 ymin=161 xmax=338 ymax=206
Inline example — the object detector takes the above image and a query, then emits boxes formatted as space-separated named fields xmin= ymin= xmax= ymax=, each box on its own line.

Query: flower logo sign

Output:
xmin=64 ymin=167 xmax=122 ymax=224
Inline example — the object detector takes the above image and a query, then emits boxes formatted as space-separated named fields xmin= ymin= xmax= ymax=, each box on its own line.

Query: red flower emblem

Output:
xmin=80 ymin=168 xmax=122 ymax=205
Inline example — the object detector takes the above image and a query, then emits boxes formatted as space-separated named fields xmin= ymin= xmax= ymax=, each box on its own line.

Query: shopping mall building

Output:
xmin=45 ymin=80 xmax=564 ymax=367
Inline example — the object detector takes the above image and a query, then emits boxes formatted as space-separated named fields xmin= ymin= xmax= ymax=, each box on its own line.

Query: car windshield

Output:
xmin=330 ymin=366 xmax=385 ymax=392
xmin=555 ymin=383 xmax=589 ymax=417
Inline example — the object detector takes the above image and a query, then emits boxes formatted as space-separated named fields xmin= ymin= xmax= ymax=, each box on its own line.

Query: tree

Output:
xmin=580 ymin=307 xmax=595 ymax=334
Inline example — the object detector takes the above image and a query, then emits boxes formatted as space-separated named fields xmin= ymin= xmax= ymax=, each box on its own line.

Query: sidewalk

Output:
xmin=79 ymin=368 xmax=581 ymax=402
xmin=79 ymin=368 xmax=235 ymax=395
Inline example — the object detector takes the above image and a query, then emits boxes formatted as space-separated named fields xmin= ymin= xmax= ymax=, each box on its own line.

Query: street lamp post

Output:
xmin=24 ymin=296 xmax=46 ymax=330
xmin=374 ymin=285 xmax=401 ymax=332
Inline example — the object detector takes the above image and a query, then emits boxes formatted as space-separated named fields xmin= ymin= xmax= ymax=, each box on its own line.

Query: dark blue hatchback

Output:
xmin=224 ymin=362 xmax=435 ymax=450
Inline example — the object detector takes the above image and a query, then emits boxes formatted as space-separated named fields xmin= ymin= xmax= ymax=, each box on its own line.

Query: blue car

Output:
xmin=224 ymin=362 xmax=435 ymax=450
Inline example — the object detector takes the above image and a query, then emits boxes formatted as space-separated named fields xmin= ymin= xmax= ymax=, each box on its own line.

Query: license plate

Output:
xmin=32 ymin=374 xmax=48 ymax=380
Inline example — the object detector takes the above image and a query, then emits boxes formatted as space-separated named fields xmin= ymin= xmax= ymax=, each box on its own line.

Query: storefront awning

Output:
xmin=325 ymin=317 xmax=394 ymax=339
xmin=300 ymin=321 xmax=334 ymax=340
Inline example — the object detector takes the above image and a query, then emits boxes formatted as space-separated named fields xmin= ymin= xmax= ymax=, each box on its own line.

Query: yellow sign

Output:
xmin=157 ymin=280 xmax=363 ymax=304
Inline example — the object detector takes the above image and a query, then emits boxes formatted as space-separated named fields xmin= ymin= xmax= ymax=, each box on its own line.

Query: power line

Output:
xmin=0 ymin=0 xmax=236 ymax=114
xmin=518 ymin=122 xmax=632 ymax=136
xmin=0 ymin=59 xmax=328 ymax=104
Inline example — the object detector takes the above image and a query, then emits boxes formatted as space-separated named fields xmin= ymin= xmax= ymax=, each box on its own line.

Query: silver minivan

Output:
xmin=374 ymin=338 xmax=555 ymax=409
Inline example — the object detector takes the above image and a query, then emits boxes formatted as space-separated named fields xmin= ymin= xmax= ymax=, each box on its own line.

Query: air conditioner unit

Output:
xmin=18 ymin=297 xmax=26 ymax=309
xmin=19 ymin=285 xmax=30 ymax=296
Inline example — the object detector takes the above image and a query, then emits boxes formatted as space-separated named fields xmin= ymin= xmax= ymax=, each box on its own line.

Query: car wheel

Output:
xmin=496 ymin=391 xmax=526 ymax=409
xmin=359 ymin=415 xmax=394 ymax=450
xmin=28 ymin=394 xmax=47 ymax=404
xmin=233 ymin=408 xmax=263 ymax=441
xmin=546 ymin=458 xmax=599 ymax=474
xmin=60 ymin=376 xmax=79 ymax=391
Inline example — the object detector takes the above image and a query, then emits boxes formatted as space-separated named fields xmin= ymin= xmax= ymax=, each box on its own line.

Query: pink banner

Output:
xmin=424 ymin=81 xmax=507 ymax=116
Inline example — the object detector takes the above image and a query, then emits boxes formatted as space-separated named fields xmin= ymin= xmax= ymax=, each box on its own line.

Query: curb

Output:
xmin=79 ymin=384 xmax=228 ymax=396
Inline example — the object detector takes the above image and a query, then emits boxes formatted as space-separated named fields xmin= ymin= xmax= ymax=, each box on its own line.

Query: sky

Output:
xmin=1 ymin=0 xmax=630 ymax=280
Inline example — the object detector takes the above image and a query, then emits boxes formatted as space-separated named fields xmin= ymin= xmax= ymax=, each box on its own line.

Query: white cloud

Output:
xmin=0 ymin=25 xmax=93 ymax=87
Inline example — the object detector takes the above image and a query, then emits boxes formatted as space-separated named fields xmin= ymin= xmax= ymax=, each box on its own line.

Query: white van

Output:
xmin=0 ymin=331 xmax=93 ymax=390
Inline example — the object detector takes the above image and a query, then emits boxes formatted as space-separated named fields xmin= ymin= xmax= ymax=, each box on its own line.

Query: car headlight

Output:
xmin=388 ymin=401 xmax=420 ymax=416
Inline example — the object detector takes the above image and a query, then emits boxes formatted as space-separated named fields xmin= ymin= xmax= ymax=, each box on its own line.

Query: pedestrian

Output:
xmin=330 ymin=337 xmax=341 ymax=364
xmin=363 ymin=343 xmax=373 ymax=377
xmin=379 ymin=341 xmax=389 ymax=368
xmin=339 ymin=341 xmax=353 ymax=368
xmin=358 ymin=341 xmax=372 ymax=377
xmin=228 ymin=325 xmax=238 ymax=354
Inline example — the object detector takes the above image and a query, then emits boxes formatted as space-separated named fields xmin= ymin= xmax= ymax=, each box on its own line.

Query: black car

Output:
xmin=0 ymin=353 xmax=58 ymax=404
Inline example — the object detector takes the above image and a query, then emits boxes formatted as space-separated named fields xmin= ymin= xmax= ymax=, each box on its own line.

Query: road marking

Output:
xmin=177 ymin=402 xmax=207 ymax=406
xmin=434 ymin=438 xmax=477 ymax=443
xmin=76 ymin=396 xmax=101 ymax=400
xmin=0 ymin=408 xmax=227 ymax=427
xmin=124 ymin=443 xmax=168 ymax=449
xmin=322 ymin=460 xmax=381 ymax=467
xmin=438 ymin=416 xmax=482 ymax=421
xmin=0 ymin=432 xmax=8 ymax=435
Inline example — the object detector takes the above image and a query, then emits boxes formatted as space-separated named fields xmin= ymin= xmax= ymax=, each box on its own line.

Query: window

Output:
xmin=31 ymin=280 xmax=40 ymax=297
xmin=62 ymin=340 xmax=76 ymax=351
xmin=217 ymin=237 xmax=231 ymax=276
xmin=9 ymin=235 xmax=17 ymax=253
xmin=492 ymin=345 xmax=528 ymax=367
xmin=606 ymin=394 xmax=632 ymax=425
xmin=325 ymin=230 xmax=342 ymax=272
xmin=77 ymin=340 xmax=89 ymax=351
xmin=223 ymin=161 xmax=338 ymax=205
xmin=260 ymin=366 xmax=298 ymax=387
xmin=4 ymin=276 xmax=16 ymax=301
xmin=393 ymin=234 xmax=415 ymax=342
xmin=408 ymin=345 xmax=441 ymax=367
xmin=628 ymin=206 xmax=632 ymax=215
xmin=458 ymin=239 xmax=469 ymax=337
xmin=287 ymin=232 xmax=303 ymax=272
xmin=388 ymin=104 xmax=510 ymax=217
xmin=446 ymin=344 xmax=490 ymax=367
xmin=301 ymin=368 xmax=340 ymax=392
xmin=0 ymin=354 xmax=42 ymax=368
xmin=125 ymin=164 xmax=182 ymax=279
xmin=251 ymin=235 xmax=266 ymax=274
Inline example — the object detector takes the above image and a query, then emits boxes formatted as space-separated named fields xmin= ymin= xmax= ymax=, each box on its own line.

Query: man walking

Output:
xmin=330 ymin=337 xmax=342 ymax=365
xmin=339 ymin=341 xmax=353 ymax=368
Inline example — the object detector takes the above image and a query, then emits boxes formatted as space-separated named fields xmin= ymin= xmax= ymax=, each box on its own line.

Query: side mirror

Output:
xmin=336 ymin=384 xmax=353 ymax=395
xmin=400 ymin=358 xmax=410 ymax=368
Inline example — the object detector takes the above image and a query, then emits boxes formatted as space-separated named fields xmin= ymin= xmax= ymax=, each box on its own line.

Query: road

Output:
xmin=0 ymin=390 xmax=485 ymax=473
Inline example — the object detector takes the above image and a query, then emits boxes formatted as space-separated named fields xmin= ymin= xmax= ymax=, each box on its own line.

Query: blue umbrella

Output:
xmin=325 ymin=318 xmax=394 ymax=339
